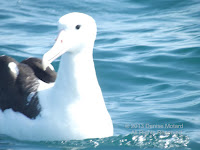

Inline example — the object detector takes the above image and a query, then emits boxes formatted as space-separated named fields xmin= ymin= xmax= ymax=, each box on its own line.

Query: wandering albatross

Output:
xmin=0 ymin=12 xmax=113 ymax=141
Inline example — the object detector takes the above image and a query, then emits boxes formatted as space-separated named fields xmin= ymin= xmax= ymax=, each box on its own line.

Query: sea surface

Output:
xmin=0 ymin=0 xmax=200 ymax=149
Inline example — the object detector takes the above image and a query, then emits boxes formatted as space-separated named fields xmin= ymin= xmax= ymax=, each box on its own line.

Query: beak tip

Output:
xmin=42 ymin=56 xmax=48 ymax=71
xmin=43 ymin=66 xmax=47 ymax=71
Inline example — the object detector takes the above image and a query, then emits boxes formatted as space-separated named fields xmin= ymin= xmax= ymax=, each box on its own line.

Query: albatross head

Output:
xmin=42 ymin=12 xmax=97 ymax=70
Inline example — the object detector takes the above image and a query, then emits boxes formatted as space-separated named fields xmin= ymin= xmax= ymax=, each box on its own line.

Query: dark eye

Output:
xmin=75 ymin=25 xmax=81 ymax=30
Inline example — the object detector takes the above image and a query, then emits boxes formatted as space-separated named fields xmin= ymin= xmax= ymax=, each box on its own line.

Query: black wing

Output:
xmin=21 ymin=58 xmax=57 ymax=83
xmin=0 ymin=56 xmax=47 ymax=119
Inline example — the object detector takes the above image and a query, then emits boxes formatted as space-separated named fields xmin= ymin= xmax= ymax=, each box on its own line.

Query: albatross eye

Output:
xmin=75 ymin=25 xmax=81 ymax=30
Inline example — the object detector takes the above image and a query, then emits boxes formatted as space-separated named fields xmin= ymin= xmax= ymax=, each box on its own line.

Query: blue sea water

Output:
xmin=0 ymin=0 xmax=200 ymax=149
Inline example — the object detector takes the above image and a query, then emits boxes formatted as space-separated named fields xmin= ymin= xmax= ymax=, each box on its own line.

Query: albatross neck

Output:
xmin=52 ymin=46 xmax=103 ymax=103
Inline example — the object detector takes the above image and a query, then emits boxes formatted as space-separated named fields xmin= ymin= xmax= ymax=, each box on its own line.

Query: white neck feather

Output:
xmin=54 ymin=46 xmax=102 ymax=103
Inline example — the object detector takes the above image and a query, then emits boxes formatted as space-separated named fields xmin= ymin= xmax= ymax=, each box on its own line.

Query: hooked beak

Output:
xmin=42 ymin=30 xmax=69 ymax=70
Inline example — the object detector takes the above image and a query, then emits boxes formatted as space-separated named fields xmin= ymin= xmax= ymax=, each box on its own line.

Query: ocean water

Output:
xmin=0 ymin=0 xmax=200 ymax=149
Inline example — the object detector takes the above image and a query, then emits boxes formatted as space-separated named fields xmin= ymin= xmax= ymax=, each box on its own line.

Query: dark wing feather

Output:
xmin=0 ymin=56 xmax=41 ymax=119
xmin=21 ymin=58 xmax=57 ymax=83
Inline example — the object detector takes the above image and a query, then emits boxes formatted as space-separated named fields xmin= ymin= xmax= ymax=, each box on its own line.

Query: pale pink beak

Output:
xmin=42 ymin=30 xmax=69 ymax=70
